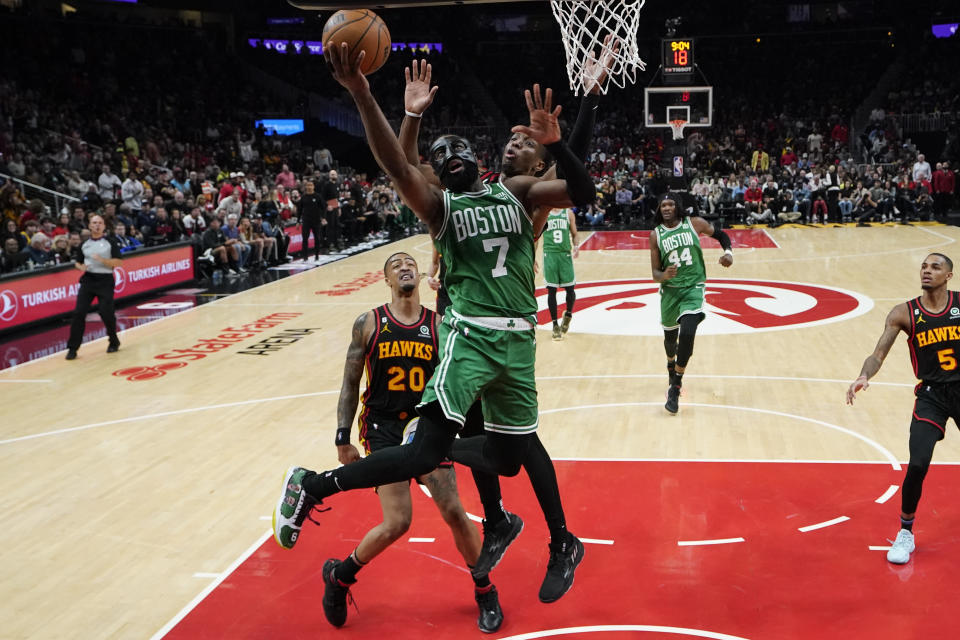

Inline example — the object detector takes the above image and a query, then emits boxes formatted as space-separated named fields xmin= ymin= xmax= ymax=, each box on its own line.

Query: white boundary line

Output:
xmin=875 ymin=484 xmax=899 ymax=504
xmin=408 ymin=537 xmax=436 ymax=543
xmin=580 ymin=538 xmax=615 ymax=545
xmin=150 ymin=529 xmax=271 ymax=640
xmin=760 ymin=227 xmax=781 ymax=248
xmin=869 ymin=545 xmax=892 ymax=551
xmin=494 ymin=624 xmax=752 ymax=640
xmin=539 ymin=402 xmax=901 ymax=470
xmin=0 ymin=379 xmax=52 ymax=383
xmin=0 ymin=391 xmax=337 ymax=446
xmin=798 ymin=516 xmax=850 ymax=532
xmin=536 ymin=373 xmax=915 ymax=387
xmin=677 ymin=537 xmax=745 ymax=547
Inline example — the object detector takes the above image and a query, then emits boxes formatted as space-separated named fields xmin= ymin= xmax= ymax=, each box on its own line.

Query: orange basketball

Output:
xmin=322 ymin=9 xmax=391 ymax=76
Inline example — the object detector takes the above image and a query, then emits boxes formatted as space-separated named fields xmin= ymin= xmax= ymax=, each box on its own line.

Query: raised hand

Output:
xmin=583 ymin=35 xmax=620 ymax=95
xmin=510 ymin=84 xmax=562 ymax=146
xmin=404 ymin=59 xmax=439 ymax=116
xmin=325 ymin=41 xmax=369 ymax=95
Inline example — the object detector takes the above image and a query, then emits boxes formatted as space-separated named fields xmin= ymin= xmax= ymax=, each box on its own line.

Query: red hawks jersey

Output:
xmin=906 ymin=291 xmax=960 ymax=384
xmin=360 ymin=304 xmax=438 ymax=415
xmin=480 ymin=169 xmax=501 ymax=184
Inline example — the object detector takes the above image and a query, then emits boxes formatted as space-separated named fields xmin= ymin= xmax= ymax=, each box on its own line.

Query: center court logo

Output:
xmin=535 ymin=278 xmax=874 ymax=336
xmin=0 ymin=290 xmax=17 ymax=322
xmin=113 ymin=266 xmax=127 ymax=293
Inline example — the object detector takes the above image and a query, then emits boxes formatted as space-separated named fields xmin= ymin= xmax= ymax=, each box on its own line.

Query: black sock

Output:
xmin=469 ymin=566 xmax=492 ymax=590
xmin=302 ymin=469 xmax=342 ymax=500
xmin=900 ymin=516 xmax=915 ymax=532
xmin=667 ymin=360 xmax=676 ymax=376
xmin=335 ymin=551 xmax=364 ymax=583
xmin=671 ymin=371 xmax=684 ymax=387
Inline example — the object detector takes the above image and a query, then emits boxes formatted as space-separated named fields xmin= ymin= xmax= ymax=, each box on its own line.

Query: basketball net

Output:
xmin=669 ymin=119 xmax=687 ymax=141
xmin=550 ymin=0 xmax=647 ymax=96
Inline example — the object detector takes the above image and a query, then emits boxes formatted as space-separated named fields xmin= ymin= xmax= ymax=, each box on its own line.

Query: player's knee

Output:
xmin=905 ymin=458 xmax=930 ymax=480
xmin=381 ymin=515 xmax=412 ymax=540
xmin=495 ymin=460 xmax=523 ymax=477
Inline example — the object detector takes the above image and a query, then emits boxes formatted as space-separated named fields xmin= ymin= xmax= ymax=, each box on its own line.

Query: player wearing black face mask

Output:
xmin=429 ymin=135 xmax=480 ymax=192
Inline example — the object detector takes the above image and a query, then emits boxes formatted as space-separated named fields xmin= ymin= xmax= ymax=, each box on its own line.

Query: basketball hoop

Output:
xmin=669 ymin=119 xmax=687 ymax=141
xmin=550 ymin=0 xmax=647 ymax=96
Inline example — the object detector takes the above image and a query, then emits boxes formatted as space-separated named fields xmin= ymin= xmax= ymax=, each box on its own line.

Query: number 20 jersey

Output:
xmin=907 ymin=291 xmax=960 ymax=384
xmin=361 ymin=304 xmax=438 ymax=414
xmin=433 ymin=181 xmax=536 ymax=320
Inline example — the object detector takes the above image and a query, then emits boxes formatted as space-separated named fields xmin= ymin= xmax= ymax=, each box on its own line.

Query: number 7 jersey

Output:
xmin=653 ymin=217 xmax=706 ymax=289
xmin=434 ymin=182 xmax=536 ymax=320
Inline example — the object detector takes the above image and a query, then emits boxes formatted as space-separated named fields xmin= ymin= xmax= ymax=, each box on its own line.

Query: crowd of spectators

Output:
xmin=3 ymin=11 xmax=960 ymax=279
xmin=0 ymin=16 xmax=420 ymax=276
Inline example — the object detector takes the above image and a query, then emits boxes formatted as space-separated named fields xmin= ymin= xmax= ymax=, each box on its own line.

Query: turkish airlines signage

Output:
xmin=0 ymin=244 xmax=194 ymax=332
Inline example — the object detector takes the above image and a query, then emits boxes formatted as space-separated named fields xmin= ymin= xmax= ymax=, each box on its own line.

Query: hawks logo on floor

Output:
xmin=535 ymin=279 xmax=873 ymax=336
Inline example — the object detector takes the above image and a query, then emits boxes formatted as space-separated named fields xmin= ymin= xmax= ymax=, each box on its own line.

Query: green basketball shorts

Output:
xmin=659 ymin=283 xmax=706 ymax=329
xmin=543 ymin=251 xmax=575 ymax=288
xmin=420 ymin=311 xmax=539 ymax=434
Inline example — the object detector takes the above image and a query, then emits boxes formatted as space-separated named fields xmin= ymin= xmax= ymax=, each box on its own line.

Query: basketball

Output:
xmin=322 ymin=9 xmax=391 ymax=76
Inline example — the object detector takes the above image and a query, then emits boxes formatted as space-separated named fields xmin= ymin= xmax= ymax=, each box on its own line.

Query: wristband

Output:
xmin=335 ymin=428 xmax=351 ymax=445
xmin=404 ymin=110 xmax=423 ymax=119
xmin=724 ymin=249 xmax=733 ymax=256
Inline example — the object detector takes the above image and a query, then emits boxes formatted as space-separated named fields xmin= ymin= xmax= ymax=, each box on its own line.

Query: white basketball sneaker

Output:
xmin=886 ymin=529 xmax=915 ymax=564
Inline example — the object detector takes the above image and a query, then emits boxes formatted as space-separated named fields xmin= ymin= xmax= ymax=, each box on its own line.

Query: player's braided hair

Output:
xmin=652 ymin=192 xmax=686 ymax=226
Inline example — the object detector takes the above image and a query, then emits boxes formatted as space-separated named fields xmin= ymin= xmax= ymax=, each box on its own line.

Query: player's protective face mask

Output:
xmin=429 ymin=135 xmax=479 ymax=192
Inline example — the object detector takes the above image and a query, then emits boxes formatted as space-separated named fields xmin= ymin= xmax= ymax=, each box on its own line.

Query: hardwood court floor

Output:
xmin=2 ymin=223 xmax=960 ymax=639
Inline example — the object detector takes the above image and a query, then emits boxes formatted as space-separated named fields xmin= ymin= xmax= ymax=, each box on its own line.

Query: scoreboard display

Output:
xmin=662 ymin=38 xmax=695 ymax=76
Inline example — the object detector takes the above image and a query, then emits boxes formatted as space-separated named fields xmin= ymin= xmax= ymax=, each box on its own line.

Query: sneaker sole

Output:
xmin=272 ymin=466 xmax=300 ymax=549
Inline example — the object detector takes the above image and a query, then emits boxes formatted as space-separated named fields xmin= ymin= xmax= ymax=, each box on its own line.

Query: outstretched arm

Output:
xmin=399 ymin=59 xmax=441 ymax=186
xmin=543 ymin=35 xmax=617 ymax=180
xmin=336 ymin=311 xmax=374 ymax=464
xmin=507 ymin=85 xmax=595 ymax=227
xmin=326 ymin=43 xmax=444 ymax=235
xmin=846 ymin=303 xmax=910 ymax=404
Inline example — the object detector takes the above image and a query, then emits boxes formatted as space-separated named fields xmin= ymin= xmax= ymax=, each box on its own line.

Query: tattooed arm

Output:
xmin=336 ymin=311 xmax=375 ymax=464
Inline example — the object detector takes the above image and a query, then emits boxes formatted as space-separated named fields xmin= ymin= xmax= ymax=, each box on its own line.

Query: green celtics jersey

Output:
xmin=435 ymin=182 xmax=536 ymax=319
xmin=542 ymin=209 xmax=572 ymax=253
xmin=654 ymin=217 xmax=706 ymax=289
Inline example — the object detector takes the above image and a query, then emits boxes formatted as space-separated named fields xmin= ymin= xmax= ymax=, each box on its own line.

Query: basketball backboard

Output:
xmin=644 ymin=86 xmax=712 ymax=128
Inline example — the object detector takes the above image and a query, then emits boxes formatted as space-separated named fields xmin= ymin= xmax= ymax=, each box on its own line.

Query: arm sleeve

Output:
xmin=566 ymin=94 xmax=600 ymax=162
xmin=546 ymin=140 xmax=595 ymax=207
xmin=711 ymin=226 xmax=732 ymax=251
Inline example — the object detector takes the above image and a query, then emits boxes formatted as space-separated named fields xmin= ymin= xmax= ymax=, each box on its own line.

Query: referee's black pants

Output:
xmin=68 ymin=272 xmax=118 ymax=350
xmin=301 ymin=216 xmax=323 ymax=259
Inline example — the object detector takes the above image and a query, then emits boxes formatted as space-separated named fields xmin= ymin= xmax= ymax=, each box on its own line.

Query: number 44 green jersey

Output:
xmin=654 ymin=217 xmax=706 ymax=289
xmin=434 ymin=182 xmax=536 ymax=320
